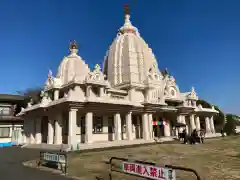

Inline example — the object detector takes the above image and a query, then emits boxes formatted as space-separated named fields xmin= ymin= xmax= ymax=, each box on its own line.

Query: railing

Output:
xmin=38 ymin=151 xmax=68 ymax=174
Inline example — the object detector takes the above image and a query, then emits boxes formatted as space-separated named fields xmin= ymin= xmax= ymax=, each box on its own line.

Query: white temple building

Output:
xmin=18 ymin=6 xmax=219 ymax=148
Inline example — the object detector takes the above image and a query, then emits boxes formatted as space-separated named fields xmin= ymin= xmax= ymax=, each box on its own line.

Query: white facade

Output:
xmin=18 ymin=7 xmax=219 ymax=147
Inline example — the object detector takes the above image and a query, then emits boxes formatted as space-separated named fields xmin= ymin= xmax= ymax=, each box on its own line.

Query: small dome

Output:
xmin=103 ymin=6 xmax=161 ymax=87
xmin=57 ymin=41 xmax=90 ymax=85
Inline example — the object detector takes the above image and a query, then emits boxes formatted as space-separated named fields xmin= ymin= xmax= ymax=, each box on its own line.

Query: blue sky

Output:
xmin=0 ymin=0 xmax=239 ymax=114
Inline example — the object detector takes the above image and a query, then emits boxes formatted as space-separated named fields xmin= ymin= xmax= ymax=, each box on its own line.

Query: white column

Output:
xmin=126 ymin=112 xmax=133 ymax=140
xmin=183 ymin=115 xmax=189 ymax=134
xmin=35 ymin=118 xmax=42 ymax=144
xmin=99 ymin=87 xmax=104 ymax=97
xmin=114 ymin=113 xmax=122 ymax=140
xmin=205 ymin=117 xmax=211 ymax=133
xmin=30 ymin=120 xmax=36 ymax=144
xmin=142 ymin=113 xmax=149 ymax=140
xmin=68 ymin=109 xmax=77 ymax=145
xmin=195 ymin=116 xmax=200 ymax=131
xmin=23 ymin=119 xmax=30 ymax=144
xmin=148 ymin=114 xmax=153 ymax=139
xmin=47 ymin=119 xmax=54 ymax=144
xmin=190 ymin=114 xmax=196 ymax=132
xmin=54 ymin=114 xmax=62 ymax=144
xmin=164 ymin=120 xmax=171 ymax=137
xmin=85 ymin=112 xmax=93 ymax=143
xmin=177 ymin=115 xmax=182 ymax=133
xmin=54 ymin=89 xmax=59 ymax=100
xmin=210 ymin=115 xmax=215 ymax=133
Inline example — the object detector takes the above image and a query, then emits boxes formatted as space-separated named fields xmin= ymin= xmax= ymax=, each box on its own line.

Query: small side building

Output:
xmin=0 ymin=94 xmax=25 ymax=146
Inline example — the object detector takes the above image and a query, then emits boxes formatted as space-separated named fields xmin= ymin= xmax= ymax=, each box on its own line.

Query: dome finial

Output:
xmin=69 ymin=40 xmax=79 ymax=55
xmin=119 ymin=4 xmax=138 ymax=34
xmin=124 ymin=4 xmax=130 ymax=16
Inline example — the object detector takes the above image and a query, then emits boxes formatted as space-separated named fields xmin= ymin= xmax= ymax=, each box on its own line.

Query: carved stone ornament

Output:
xmin=188 ymin=86 xmax=197 ymax=99
xmin=86 ymin=64 xmax=106 ymax=82
xmin=147 ymin=63 xmax=162 ymax=82
xmin=69 ymin=40 xmax=78 ymax=50
xmin=184 ymin=100 xmax=188 ymax=106
xmin=12 ymin=104 xmax=17 ymax=113
xmin=40 ymin=90 xmax=48 ymax=98
xmin=27 ymin=98 xmax=33 ymax=107
xmin=191 ymin=87 xmax=196 ymax=97
xmin=94 ymin=64 xmax=101 ymax=72
xmin=168 ymin=76 xmax=176 ymax=85
xmin=198 ymin=104 xmax=203 ymax=109
xmin=64 ymin=92 xmax=68 ymax=98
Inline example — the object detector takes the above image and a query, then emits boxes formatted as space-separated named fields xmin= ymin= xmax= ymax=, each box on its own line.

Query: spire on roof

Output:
xmin=124 ymin=4 xmax=130 ymax=15
xmin=69 ymin=40 xmax=79 ymax=55
xmin=119 ymin=4 xmax=138 ymax=35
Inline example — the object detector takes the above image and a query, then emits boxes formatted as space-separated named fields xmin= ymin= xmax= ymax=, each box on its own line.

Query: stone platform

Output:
xmin=21 ymin=137 xmax=174 ymax=152
xmin=21 ymin=133 xmax=221 ymax=152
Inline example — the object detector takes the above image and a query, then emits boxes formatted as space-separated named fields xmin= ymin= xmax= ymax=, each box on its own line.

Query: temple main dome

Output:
xmin=103 ymin=6 xmax=161 ymax=88
xmin=57 ymin=40 xmax=90 ymax=85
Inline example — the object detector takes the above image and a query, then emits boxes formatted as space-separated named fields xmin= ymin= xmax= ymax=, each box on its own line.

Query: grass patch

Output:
xmin=67 ymin=136 xmax=240 ymax=180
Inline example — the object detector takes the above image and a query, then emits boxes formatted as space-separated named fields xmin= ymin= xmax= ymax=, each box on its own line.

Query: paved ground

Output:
xmin=0 ymin=146 xmax=71 ymax=180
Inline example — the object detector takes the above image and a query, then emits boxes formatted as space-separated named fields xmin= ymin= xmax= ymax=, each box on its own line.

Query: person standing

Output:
xmin=200 ymin=129 xmax=205 ymax=144
xmin=183 ymin=129 xmax=187 ymax=144
xmin=221 ymin=128 xmax=225 ymax=137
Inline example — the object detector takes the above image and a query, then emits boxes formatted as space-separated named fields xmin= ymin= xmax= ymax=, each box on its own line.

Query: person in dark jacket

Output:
xmin=221 ymin=128 xmax=225 ymax=137
xmin=191 ymin=129 xmax=198 ymax=144
xmin=183 ymin=129 xmax=187 ymax=144
xmin=200 ymin=129 xmax=205 ymax=143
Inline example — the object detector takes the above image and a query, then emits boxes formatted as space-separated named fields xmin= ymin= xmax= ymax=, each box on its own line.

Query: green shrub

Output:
xmin=223 ymin=114 xmax=237 ymax=135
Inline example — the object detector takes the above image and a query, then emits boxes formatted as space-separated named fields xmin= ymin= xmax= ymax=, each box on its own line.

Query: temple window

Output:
xmin=48 ymin=91 xmax=54 ymax=100
xmin=191 ymin=101 xmax=195 ymax=107
xmin=0 ymin=127 xmax=10 ymax=138
xmin=92 ymin=86 xmax=100 ymax=97
xmin=93 ymin=116 xmax=103 ymax=134
xmin=0 ymin=106 xmax=11 ymax=116
xmin=59 ymin=90 xmax=64 ymax=98
xmin=80 ymin=116 xmax=85 ymax=134
xmin=108 ymin=116 xmax=114 ymax=133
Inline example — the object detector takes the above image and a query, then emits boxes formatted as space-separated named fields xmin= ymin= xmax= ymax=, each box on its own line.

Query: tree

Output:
xmin=196 ymin=99 xmax=212 ymax=108
xmin=17 ymin=87 xmax=42 ymax=105
xmin=213 ymin=105 xmax=225 ymax=131
xmin=223 ymin=114 xmax=238 ymax=135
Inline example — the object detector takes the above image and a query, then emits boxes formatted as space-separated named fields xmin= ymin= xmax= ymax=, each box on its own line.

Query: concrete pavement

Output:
xmin=0 ymin=146 xmax=72 ymax=180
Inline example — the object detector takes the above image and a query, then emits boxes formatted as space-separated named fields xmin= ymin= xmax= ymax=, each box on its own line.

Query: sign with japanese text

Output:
xmin=43 ymin=152 xmax=66 ymax=164
xmin=121 ymin=161 xmax=176 ymax=180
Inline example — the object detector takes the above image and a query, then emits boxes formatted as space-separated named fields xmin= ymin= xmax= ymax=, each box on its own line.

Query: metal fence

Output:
xmin=108 ymin=157 xmax=202 ymax=180
xmin=38 ymin=151 xmax=68 ymax=174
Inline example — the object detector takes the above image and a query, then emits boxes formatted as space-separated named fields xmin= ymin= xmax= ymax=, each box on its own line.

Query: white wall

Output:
xmin=0 ymin=124 xmax=23 ymax=144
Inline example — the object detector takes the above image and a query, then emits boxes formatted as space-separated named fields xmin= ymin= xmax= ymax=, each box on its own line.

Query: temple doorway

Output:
xmin=41 ymin=116 xmax=48 ymax=143
xmin=108 ymin=116 xmax=114 ymax=141
xmin=62 ymin=112 xmax=68 ymax=144
xmin=132 ymin=115 xmax=142 ymax=139
xmin=153 ymin=125 xmax=164 ymax=138
xmin=200 ymin=117 xmax=205 ymax=130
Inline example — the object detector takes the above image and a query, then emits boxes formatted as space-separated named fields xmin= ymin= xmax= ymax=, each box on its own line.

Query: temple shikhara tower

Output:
xmin=18 ymin=5 xmax=219 ymax=149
